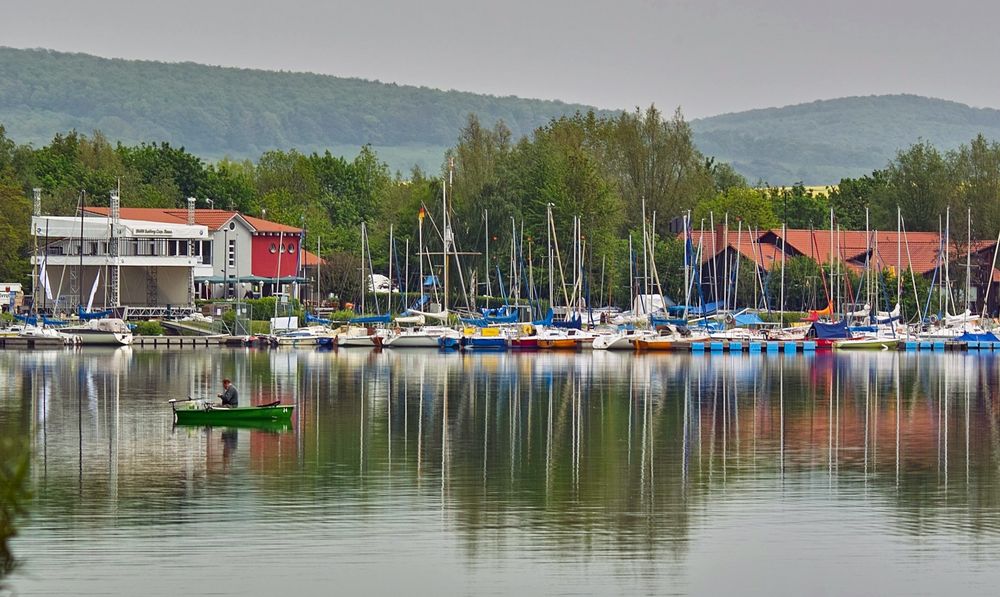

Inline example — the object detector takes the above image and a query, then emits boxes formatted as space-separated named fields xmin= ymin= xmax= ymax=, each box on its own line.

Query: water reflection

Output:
xmin=2 ymin=348 xmax=1000 ymax=595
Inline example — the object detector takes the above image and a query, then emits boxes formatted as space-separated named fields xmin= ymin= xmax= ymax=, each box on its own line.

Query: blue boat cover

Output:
xmin=955 ymin=331 xmax=1000 ymax=343
xmin=650 ymin=313 xmax=688 ymax=328
xmin=734 ymin=312 xmax=766 ymax=326
xmin=409 ymin=294 xmax=431 ymax=311
xmin=552 ymin=313 xmax=583 ymax=329
xmin=667 ymin=301 xmax=721 ymax=317
xmin=849 ymin=325 xmax=878 ymax=334
xmin=810 ymin=320 xmax=850 ymax=339
xmin=462 ymin=305 xmax=518 ymax=326
xmin=532 ymin=308 xmax=554 ymax=326
xmin=349 ymin=313 xmax=391 ymax=325
xmin=305 ymin=312 xmax=332 ymax=325
xmin=15 ymin=314 xmax=68 ymax=326
xmin=77 ymin=306 xmax=112 ymax=320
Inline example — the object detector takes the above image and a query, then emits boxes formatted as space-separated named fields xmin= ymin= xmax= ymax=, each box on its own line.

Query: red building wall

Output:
xmin=251 ymin=234 xmax=301 ymax=277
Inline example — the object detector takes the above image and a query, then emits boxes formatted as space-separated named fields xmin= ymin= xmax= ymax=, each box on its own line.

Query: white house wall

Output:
xmin=210 ymin=217 xmax=254 ymax=279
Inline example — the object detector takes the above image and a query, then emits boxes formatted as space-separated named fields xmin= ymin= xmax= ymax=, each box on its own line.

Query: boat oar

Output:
xmin=167 ymin=396 xmax=207 ymax=404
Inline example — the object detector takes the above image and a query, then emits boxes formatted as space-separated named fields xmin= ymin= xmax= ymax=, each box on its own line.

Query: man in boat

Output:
xmin=217 ymin=379 xmax=239 ymax=408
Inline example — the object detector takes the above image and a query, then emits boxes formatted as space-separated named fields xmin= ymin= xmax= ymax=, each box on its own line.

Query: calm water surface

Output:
xmin=2 ymin=348 xmax=1000 ymax=596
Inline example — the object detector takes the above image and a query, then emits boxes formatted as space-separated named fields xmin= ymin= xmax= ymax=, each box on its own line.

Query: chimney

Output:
xmin=32 ymin=188 xmax=41 ymax=217
xmin=187 ymin=197 xmax=196 ymax=225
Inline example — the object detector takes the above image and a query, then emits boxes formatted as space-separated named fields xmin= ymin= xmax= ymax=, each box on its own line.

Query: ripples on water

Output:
xmin=2 ymin=348 xmax=1000 ymax=595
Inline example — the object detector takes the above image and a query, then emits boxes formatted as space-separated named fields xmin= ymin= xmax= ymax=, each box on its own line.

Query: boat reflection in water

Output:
xmin=4 ymin=347 xmax=1000 ymax=595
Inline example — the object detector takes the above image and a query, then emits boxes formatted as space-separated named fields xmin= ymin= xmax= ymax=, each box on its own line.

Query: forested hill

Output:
xmin=690 ymin=95 xmax=1000 ymax=184
xmin=5 ymin=48 xmax=1000 ymax=184
xmin=0 ymin=47 xmax=604 ymax=172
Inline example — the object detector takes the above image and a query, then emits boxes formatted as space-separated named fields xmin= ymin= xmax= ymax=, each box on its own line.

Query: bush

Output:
xmin=133 ymin=320 xmax=165 ymax=336
xmin=241 ymin=297 xmax=302 ymax=321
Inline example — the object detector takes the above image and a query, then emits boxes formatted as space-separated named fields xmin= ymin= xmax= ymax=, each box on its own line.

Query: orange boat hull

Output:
xmin=634 ymin=339 xmax=679 ymax=352
xmin=537 ymin=338 xmax=579 ymax=350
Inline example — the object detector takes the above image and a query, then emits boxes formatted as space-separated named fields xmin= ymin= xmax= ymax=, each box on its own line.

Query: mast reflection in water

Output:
xmin=2 ymin=348 xmax=1000 ymax=596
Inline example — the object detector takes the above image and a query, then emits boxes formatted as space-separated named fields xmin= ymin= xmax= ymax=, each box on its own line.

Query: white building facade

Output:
xmin=32 ymin=196 xmax=208 ymax=317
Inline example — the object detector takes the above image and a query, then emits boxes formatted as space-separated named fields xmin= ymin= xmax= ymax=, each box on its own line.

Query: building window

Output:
xmin=288 ymin=243 xmax=295 ymax=253
xmin=228 ymin=239 xmax=236 ymax=269
xmin=270 ymin=243 xmax=277 ymax=254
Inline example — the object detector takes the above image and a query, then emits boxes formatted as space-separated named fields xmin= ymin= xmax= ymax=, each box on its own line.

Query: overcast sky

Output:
xmin=2 ymin=0 xmax=997 ymax=118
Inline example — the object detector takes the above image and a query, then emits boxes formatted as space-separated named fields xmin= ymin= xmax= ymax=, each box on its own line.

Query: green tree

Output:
xmin=693 ymin=187 xmax=779 ymax=230
xmin=764 ymin=183 xmax=829 ymax=228
xmin=0 ymin=180 xmax=32 ymax=285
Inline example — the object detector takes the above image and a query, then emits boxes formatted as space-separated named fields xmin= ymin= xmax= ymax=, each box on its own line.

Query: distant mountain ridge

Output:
xmin=689 ymin=95 xmax=1000 ymax=184
xmin=2 ymin=47 xmax=1000 ymax=183
xmin=0 ymin=47 xmax=605 ymax=172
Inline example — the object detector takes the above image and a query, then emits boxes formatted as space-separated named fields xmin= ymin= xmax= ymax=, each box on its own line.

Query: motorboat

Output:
xmin=536 ymin=327 xmax=593 ymax=350
xmin=592 ymin=329 xmax=655 ymax=350
xmin=270 ymin=325 xmax=335 ymax=347
xmin=60 ymin=318 xmax=133 ymax=346
xmin=333 ymin=325 xmax=381 ymax=348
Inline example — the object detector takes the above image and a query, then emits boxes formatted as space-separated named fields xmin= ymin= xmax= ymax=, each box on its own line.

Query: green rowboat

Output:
xmin=170 ymin=398 xmax=294 ymax=426
xmin=173 ymin=419 xmax=293 ymax=432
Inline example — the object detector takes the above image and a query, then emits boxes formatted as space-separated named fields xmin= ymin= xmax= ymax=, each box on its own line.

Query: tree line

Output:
xmin=2 ymin=112 xmax=999 ymax=309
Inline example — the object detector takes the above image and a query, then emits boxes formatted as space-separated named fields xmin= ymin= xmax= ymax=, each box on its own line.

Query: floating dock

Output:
xmin=0 ymin=336 xmax=67 ymax=349
xmin=132 ymin=335 xmax=243 ymax=347
xmin=684 ymin=340 xmax=817 ymax=353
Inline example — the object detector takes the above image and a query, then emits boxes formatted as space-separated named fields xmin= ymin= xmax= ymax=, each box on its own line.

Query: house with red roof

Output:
xmin=682 ymin=226 xmax=1000 ymax=313
xmin=86 ymin=206 xmax=321 ymax=302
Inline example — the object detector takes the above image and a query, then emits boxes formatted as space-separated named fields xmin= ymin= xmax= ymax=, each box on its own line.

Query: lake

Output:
xmin=2 ymin=347 xmax=999 ymax=596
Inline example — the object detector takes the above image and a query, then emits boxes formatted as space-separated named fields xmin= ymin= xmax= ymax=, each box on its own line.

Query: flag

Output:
xmin=418 ymin=206 xmax=426 ymax=221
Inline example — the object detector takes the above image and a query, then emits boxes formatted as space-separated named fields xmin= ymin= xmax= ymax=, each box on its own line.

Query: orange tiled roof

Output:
xmin=302 ymin=250 xmax=326 ymax=267
xmin=85 ymin=207 xmax=302 ymax=234
xmin=680 ymin=226 xmax=999 ymax=277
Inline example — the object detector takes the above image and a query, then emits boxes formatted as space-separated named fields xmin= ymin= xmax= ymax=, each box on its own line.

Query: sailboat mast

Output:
xmin=897 ymin=206 xmax=902 ymax=317
xmin=388 ymin=224 xmax=394 ymax=313
xmin=418 ymin=207 xmax=425 ymax=311
xmin=780 ymin=222 xmax=786 ymax=327
xmin=710 ymin=211 xmax=718 ymax=306
xmin=628 ymin=235 xmax=634 ymax=315
xmin=683 ymin=211 xmax=691 ymax=321
xmin=31 ymin=188 xmax=40 ymax=316
xmin=360 ymin=224 xmax=366 ymax=314
xmin=484 ymin=209 xmax=490 ymax=301
xmin=967 ymin=207 xmax=972 ymax=317
xmin=79 ymin=190 xmax=86 ymax=312
xmin=945 ymin=206 xmax=951 ymax=315
xmin=442 ymin=165 xmax=450 ymax=313
xmin=547 ymin=203 xmax=553 ymax=310
xmin=829 ymin=207 xmax=834 ymax=316
xmin=641 ymin=197 xmax=649 ymax=299
xmin=404 ymin=238 xmax=409 ymax=313
xmin=723 ymin=212 xmax=730 ymax=312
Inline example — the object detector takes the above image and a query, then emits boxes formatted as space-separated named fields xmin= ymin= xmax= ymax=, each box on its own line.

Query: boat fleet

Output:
xmin=4 ymin=309 xmax=134 ymax=346
xmin=258 ymin=195 xmax=998 ymax=354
